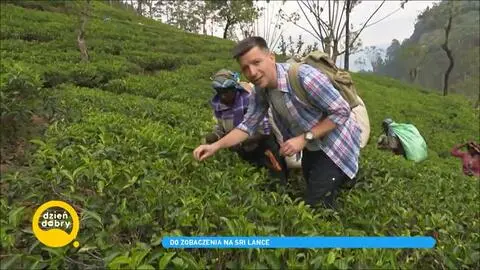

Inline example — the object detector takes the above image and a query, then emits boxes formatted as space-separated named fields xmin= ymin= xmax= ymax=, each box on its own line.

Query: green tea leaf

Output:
xmin=82 ymin=210 xmax=103 ymax=227
xmin=1 ymin=254 xmax=22 ymax=270
xmin=327 ymin=251 xmax=336 ymax=265
xmin=159 ymin=252 xmax=176 ymax=269
xmin=137 ymin=264 xmax=155 ymax=270
xmin=108 ymin=255 xmax=131 ymax=268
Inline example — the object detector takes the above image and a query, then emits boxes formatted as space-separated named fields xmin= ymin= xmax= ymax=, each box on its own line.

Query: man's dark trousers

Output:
xmin=301 ymin=149 xmax=349 ymax=208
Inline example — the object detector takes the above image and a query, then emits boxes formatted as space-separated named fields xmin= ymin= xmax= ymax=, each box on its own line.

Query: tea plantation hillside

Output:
xmin=1 ymin=2 xmax=479 ymax=269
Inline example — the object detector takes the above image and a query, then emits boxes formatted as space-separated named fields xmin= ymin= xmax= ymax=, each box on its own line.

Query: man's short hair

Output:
xmin=232 ymin=36 xmax=269 ymax=60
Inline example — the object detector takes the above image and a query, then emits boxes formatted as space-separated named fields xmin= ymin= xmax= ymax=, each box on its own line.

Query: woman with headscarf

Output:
xmin=204 ymin=69 xmax=287 ymax=183
xmin=451 ymin=141 xmax=480 ymax=177
xmin=377 ymin=118 xmax=405 ymax=156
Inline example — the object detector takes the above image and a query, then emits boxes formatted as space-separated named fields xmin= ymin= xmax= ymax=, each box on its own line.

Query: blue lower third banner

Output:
xmin=162 ymin=236 xmax=436 ymax=249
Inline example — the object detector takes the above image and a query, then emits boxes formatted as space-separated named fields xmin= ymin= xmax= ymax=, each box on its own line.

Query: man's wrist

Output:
xmin=297 ymin=133 xmax=307 ymax=144
xmin=211 ymin=141 xmax=222 ymax=152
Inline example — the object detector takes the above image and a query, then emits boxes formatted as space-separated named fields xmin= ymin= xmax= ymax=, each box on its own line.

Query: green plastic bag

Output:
xmin=389 ymin=123 xmax=428 ymax=162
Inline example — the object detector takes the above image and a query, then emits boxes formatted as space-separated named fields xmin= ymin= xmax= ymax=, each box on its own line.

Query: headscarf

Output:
xmin=467 ymin=141 xmax=480 ymax=154
xmin=211 ymin=69 xmax=242 ymax=91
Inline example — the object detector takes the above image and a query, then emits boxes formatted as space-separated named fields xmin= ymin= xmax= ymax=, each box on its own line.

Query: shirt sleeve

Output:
xmin=297 ymin=64 xmax=351 ymax=126
xmin=236 ymin=87 xmax=269 ymax=136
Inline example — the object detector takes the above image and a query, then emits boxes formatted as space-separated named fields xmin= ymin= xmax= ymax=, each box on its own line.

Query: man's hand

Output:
xmin=194 ymin=128 xmax=250 ymax=160
xmin=280 ymin=134 xmax=307 ymax=157
xmin=193 ymin=144 xmax=220 ymax=161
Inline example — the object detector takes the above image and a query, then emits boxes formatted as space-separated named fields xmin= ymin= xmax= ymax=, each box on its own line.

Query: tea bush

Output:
xmin=1 ymin=1 xmax=478 ymax=269
xmin=0 ymin=60 xmax=45 ymax=140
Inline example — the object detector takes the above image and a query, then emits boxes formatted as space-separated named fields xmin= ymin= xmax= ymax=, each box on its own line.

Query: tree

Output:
xmin=399 ymin=43 xmax=429 ymax=83
xmin=344 ymin=0 xmax=352 ymax=70
xmin=145 ymin=0 xmax=154 ymax=18
xmin=377 ymin=38 xmax=403 ymax=77
xmin=246 ymin=0 xmax=287 ymax=51
xmin=288 ymin=35 xmax=295 ymax=56
xmin=156 ymin=0 xmax=204 ymax=33
xmin=441 ymin=10 xmax=453 ymax=96
xmin=75 ymin=0 xmax=91 ymax=62
xmin=196 ymin=1 xmax=217 ymax=35
xmin=365 ymin=46 xmax=384 ymax=73
xmin=277 ymin=34 xmax=319 ymax=58
xmin=355 ymin=46 xmax=384 ymax=72
xmin=295 ymin=35 xmax=305 ymax=55
xmin=303 ymin=41 xmax=319 ymax=56
xmin=281 ymin=0 xmax=409 ymax=69
xmin=278 ymin=34 xmax=288 ymax=57
xmin=354 ymin=57 xmax=367 ymax=71
xmin=209 ymin=0 xmax=260 ymax=39
xmin=152 ymin=0 xmax=166 ymax=22
xmin=136 ymin=0 xmax=144 ymax=16
xmin=439 ymin=1 xmax=460 ymax=96
xmin=386 ymin=39 xmax=401 ymax=62
xmin=347 ymin=0 xmax=408 ymax=71
xmin=280 ymin=0 xmax=379 ymax=63
xmin=344 ymin=0 xmax=408 ymax=70
xmin=424 ymin=1 xmax=461 ymax=95
xmin=373 ymin=1 xmax=478 ymax=102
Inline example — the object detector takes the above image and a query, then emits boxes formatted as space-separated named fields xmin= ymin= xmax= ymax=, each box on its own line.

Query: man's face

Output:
xmin=238 ymin=46 xmax=277 ymax=89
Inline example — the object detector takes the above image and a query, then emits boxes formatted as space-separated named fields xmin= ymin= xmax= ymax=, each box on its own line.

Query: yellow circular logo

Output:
xmin=32 ymin=200 xmax=80 ymax=248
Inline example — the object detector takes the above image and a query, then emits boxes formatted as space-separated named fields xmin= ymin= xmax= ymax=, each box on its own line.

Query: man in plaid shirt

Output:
xmin=204 ymin=69 xmax=287 ymax=182
xmin=194 ymin=38 xmax=361 ymax=209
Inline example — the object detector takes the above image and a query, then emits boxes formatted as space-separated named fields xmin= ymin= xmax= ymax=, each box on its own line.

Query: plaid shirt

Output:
xmin=211 ymin=89 xmax=270 ymax=136
xmin=237 ymin=63 xmax=361 ymax=179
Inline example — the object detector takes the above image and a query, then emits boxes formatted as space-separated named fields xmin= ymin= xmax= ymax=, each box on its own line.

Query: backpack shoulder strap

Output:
xmin=287 ymin=63 xmax=352 ymax=113
xmin=287 ymin=63 xmax=311 ymax=107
